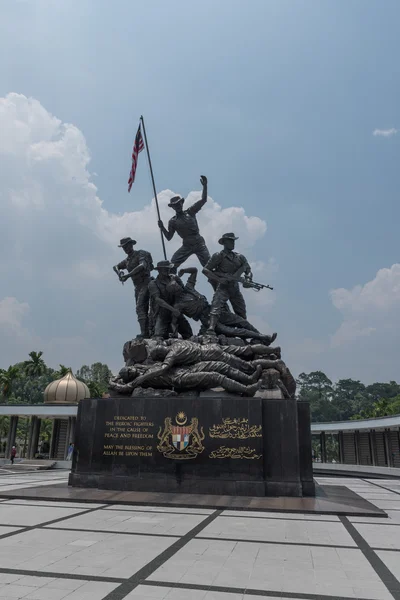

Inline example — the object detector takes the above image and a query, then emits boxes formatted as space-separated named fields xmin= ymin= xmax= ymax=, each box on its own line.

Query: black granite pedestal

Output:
xmin=68 ymin=396 xmax=315 ymax=497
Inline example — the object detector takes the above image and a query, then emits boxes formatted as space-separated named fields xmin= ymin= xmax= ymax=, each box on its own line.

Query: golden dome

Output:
xmin=44 ymin=371 xmax=90 ymax=404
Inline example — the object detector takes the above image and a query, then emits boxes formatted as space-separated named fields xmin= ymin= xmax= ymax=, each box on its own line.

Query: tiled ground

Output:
xmin=0 ymin=471 xmax=399 ymax=599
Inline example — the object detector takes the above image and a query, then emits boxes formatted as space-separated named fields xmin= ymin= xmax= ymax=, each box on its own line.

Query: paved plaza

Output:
xmin=0 ymin=471 xmax=399 ymax=599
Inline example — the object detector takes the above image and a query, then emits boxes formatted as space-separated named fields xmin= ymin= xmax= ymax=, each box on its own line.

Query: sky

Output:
xmin=0 ymin=0 xmax=399 ymax=383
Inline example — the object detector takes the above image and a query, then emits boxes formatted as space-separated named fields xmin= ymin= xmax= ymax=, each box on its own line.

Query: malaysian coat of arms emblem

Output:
xmin=157 ymin=412 xmax=205 ymax=459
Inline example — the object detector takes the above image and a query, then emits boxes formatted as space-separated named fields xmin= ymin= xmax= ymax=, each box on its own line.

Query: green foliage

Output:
xmin=0 ymin=354 xmax=113 ymax=404
xmin=0 ymin=416 xmax=9 ymax=439
xmin=365 ymin=381 xmax=400 ymax=403
xmin=351 ymin=394 xmax=400 ymax=420
xmin=296 ymin=371 xmax=338 ymax=422
xmin=325 ymin=434 xmax=339 ymax=462
xmin=297 ymin=371 xmax=333 ymax=400
xmin=0 ymin=365 xmax=21 ymax=398
xmin=87 ymin=380 xmax=103 ymax=398
xmin=23 ymin=351 xmax=47 ymax=377
xmin=297 ymin=371 xmax=400 ymax=422
xmin=16 ymin=417 xmax=30 ymax=456
xmin=331 ymin=378 xmax=371 ymax=420
xmin=7 ymin=370 xmax=55 ymax=405
xmin=0 ymin=351 xmax=54 ymax=405
xmin=76 ymin=362 xmax=113 ymax=397
xmin=40 ymin=419 xmax=52 ymax=443
xmin=54 ymin=365 xmax=71 ymax=378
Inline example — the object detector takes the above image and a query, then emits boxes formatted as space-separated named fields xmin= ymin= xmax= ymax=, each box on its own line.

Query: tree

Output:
xmin=76 ymin=362 xmax=113 ymax=396
xmin=351 ymin=394 xmax=400 ymax=420
xmin=365 ymin=381 xmax=400 ymax=404
xmin=331 ymin=379 xmax=369 ymax=420
xmin=0 ymin=416 xmax=10 ymax=451
xmin=9 ymin=369 xmax=55 ymax=405
xmin=87 ymin=381 xmax=103 ymax=398
xmin=296 ymin=371 xmax=338 ymax=422
xmin=40 ymin=419 xmax=52 ymax=447
xmin=54 ymin=365 xmax=71 ymax=378
xmin=0 ymin=366 xmax=20 ymax=399
xmin=297 ymin=371 xmax=333 ymax=401
xmin=23 ymin=351 xmax=47 ymax=377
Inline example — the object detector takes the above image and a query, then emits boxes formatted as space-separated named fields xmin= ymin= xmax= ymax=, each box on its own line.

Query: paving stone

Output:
xmin=0 ymin=472 xmax=398 ymax=600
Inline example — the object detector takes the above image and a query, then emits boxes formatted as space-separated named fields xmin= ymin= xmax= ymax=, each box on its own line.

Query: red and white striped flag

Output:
xmin=128 ymin=124 xmax=144 ymax=192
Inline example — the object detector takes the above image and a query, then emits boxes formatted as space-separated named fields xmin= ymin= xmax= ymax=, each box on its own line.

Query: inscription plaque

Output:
xmin=69 ymin=396 xmax=312 ymax=497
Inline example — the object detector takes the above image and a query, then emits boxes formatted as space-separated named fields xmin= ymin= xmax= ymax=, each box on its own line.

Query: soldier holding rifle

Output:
xmin=171 ymin=267 xmax=277 ymax=344
xmin=203 ymin=232 xmax=272 ymax=335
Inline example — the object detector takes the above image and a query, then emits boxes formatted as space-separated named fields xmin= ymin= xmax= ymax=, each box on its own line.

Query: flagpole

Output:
xmin=140 ymin=115 xmax=167 ymax=261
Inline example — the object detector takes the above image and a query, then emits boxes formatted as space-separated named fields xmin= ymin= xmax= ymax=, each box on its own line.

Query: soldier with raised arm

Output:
xmin=113 ymin=237 xmax=153 ymax=338
xmin=158 ymin=175 xmax=211 ymax=271
xmin=203 ymin=232 xmax=252 ymax=334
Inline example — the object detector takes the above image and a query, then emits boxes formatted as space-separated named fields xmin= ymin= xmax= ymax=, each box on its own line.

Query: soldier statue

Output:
xmin=172 ymin=267 xmax=277 ymax=344
xmin=158 ymin=175 xmax=211 ymax=271
xmin=113 ymin=237 xmax=153 ymax=338
xmin=133 ymin=339 xmax=263 ymax=382
xmin=148 ymin=260 xmax=193 ymax=339
xmin=110 ymin=361 xmax=261 ymax=397
xmin=202 ymin=232 xmax=252 ymax=334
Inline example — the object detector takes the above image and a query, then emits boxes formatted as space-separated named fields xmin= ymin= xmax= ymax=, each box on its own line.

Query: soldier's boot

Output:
xmin=259 ymin=332 xmax=277 ymax=346
xmin=137 ymin=318 xmax=148 ymax=339
xmin=221 ymin=376 xmax=260 ymax=397
xmin=206 ymin=313 xmax=219 ymax=335
xmin=227 ymin=365 xmax=262 ymax=384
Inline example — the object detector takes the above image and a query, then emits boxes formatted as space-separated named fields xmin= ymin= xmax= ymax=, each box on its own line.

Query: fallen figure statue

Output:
xmin=109 ymin=360 xmax=263 ymax=397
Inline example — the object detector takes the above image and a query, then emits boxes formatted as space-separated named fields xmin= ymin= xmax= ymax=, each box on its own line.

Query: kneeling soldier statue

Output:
xmin=148 ymin=260 xmax=193 ymax=340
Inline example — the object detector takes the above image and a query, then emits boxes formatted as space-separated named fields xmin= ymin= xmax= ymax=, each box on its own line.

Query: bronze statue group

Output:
xmin=110 ymin=176 xmax=295 ymax=398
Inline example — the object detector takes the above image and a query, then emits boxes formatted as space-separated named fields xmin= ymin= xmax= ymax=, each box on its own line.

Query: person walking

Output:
xmin=10 ymin=446 xmax=16 ymax=465
xmin=66 ymin=443 xmax=74 ymax=460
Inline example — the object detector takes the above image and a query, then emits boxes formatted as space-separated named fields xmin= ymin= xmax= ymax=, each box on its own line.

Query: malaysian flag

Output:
xmin=128 ymin=124 xmax=144 ymax=192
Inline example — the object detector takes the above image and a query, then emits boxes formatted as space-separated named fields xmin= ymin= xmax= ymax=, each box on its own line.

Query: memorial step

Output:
xmin=1 ymin=460 xmax=56 ymax=471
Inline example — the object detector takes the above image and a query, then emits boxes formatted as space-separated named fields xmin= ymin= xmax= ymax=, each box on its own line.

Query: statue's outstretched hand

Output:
xmin=178 ymin=267 xmax=193 ymax=277
xmin=200 ymin=175 xmax=207 ymax=186
xmin=158 ymin=220 xmax=164 ymax=229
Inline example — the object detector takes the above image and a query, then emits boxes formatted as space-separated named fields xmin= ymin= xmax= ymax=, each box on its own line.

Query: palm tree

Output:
xmin=54 ymin=364 xmax=71 ymax=378
xmin=23 ymin=351 xmax=47 ymax=377
xmin=0 ymin=366 xmax=20 ymax=399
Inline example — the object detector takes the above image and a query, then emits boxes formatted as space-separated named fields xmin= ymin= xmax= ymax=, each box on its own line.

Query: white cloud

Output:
xmin=330 ymin=264 xmax=400 ymax=347
xmin=0 ymin=297 xmax=30 ymax=333
xmin=372 ymin=128 xmax=398 ymax=137
xmin=0 ymin=93 xmax=269 ymax=371
xmin=331 ymin=264 xmax=400 ymax=316
xmin=330 ymin=321 xmax=376 ymax=348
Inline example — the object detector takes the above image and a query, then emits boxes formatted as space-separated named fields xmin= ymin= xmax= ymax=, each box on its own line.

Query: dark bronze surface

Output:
xmin=67 ymin=396 xmax=312 ymax=497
